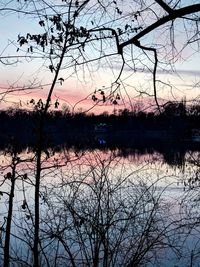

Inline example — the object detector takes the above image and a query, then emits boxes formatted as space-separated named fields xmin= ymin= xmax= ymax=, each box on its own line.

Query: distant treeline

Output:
xmin=0 ymin=101 xmax=200 ymax=147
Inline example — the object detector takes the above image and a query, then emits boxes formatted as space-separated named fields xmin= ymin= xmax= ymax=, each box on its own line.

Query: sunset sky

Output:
xmin=0 ymin=0 xmax=199 ymax=113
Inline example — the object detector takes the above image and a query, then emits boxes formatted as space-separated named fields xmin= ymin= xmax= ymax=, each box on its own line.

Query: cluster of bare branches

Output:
xmin=1 ymin=149 xmax=199 ymax=267
xmin=1 ymin=0 xmax=200 ymax=109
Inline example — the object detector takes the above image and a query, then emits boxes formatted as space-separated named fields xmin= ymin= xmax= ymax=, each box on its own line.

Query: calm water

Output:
xmin=0 ymin=145 xmax=200 ymax=266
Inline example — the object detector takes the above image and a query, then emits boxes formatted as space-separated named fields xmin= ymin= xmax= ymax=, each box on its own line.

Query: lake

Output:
xmin=0 ymin=144 xmax=200 ymax=266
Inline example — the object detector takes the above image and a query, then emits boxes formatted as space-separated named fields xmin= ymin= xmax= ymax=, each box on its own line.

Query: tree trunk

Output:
xmin=4 ymin=162 xmax=16 ymax=267
xmin=33 ymin=148 xmax=42 ymax=267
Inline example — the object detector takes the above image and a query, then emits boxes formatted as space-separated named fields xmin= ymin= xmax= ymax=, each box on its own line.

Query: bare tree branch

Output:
xmin=120 ymin=4 xmax=200 ymax=51
xmin=154 ymin=0 xmax=173 ymax=14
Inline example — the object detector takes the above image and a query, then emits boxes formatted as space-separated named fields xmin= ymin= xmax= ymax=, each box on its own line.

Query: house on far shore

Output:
xmin=191 ymin=129 xmax=200 ymax=142
xmin=94 ymin=123 xmax=109 ymax=133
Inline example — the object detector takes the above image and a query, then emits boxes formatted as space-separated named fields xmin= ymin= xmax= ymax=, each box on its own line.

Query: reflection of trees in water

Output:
xmin=1 ymin=136 xmax=200 ymax=168
xmin=162 ymin=149 xmax=186 ymax=168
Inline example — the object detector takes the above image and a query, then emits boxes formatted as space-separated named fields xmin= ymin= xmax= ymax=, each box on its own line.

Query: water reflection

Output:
xmin=0 ymin=142 xmax=200 ymax=266
xmin=1 ymin=134 xmax=200 ymax=168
